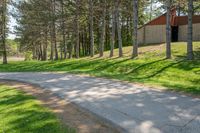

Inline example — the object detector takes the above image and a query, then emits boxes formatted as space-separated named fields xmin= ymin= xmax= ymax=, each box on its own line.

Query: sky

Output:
xmin=8 ymin=4 xmax=17 ymax=40
xmin=8 ymin=16 xmax=17 ymax=39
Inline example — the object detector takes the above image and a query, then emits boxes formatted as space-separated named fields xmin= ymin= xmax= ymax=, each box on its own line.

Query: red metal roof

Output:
xmin=144 ymin=8 xmax=176 ymax=26
xmin=147 ymin=14 xmax=166 ymax=25
xmin=175 ymin=16 xmax=200 ymax=25
xmin=144 ymin=8 xmax=200 ymax=26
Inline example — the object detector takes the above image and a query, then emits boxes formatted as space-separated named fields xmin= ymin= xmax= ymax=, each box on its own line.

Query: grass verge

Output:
xmin=0 ymin=42 xmax=200 ymax=94
xmin=0 ymin=85 xmax=75 ymax=133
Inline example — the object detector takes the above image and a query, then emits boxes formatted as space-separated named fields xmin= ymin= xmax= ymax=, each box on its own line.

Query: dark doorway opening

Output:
xmin=171 ymin=26 xmax=179 ymax=42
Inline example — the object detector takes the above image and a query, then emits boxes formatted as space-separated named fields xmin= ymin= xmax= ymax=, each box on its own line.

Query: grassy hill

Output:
xmin=0 ymin=42 xmax=200 ymax=94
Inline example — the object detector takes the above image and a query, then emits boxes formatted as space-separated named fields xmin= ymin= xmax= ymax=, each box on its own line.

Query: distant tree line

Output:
xmin=1 ymin=0 xmax=199 ymax=64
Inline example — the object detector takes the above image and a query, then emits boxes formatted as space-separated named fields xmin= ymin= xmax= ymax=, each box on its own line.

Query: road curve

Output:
xmin=0 ymin=72 xmax=199 ymax=133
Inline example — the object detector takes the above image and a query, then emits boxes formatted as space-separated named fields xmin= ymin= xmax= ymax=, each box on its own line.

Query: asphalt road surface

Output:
xmin=0 ymin=72 xmax=199 ymax=133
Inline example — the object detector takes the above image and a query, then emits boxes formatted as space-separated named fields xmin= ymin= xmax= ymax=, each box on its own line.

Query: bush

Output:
xmin=24 ymin=51 xmax=32 ymax=61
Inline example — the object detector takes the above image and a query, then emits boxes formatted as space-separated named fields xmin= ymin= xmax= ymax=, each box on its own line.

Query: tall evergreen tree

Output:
xmin=132 ymin=0 xmax=139 ymax=58
xmin=110 ymin=4 xmax=115 ymax=57
xmin=166 ymin=0 xmax=171 ymax=59
xmin=187 ymin=0 xmax=194 ymax=60
xmin=0 ymin=0 xmax=8 ymax=64
xmin=99 ymin=0 xmax=106 ymax=57
xmin=89 ymin=0 xmax=94 ymax=57
xmin=115 ymin=0 xmax=123 ymax=57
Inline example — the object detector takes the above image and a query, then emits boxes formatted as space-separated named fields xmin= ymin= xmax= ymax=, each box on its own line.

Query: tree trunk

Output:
xmin=39 ymin=43 xmax=43 ymax=60
xmin=64 ymin=35 xmax=67 ymax=59
xmin=99 ymin=1 xmax=106 ymax=57
xmin=166 ymin=0 xmax=171 ymax=59
xmin=50 ymin=29 xmax=54 ymax=60
xmin=105 ymin=9 xmax=110 ymax=51
xmin=86 ymin=27 xmax=90 ymax=56
xmin=61 ymin=0 xmax=67 ymax=59
xmin=75 ymin=0 xmax=80 ymax=58
xmin=150 ymin=0 xmax=153 ymax=21
xmin=42 ymin=30 xmax=48 ymax=61
xmin=60 ymin=44 xmax=63 ymax=59
xmin=110 ymin=6 xmax=116 ymax=57
xmin=68 ymin=34 xmax=73 ymax=59
xmin=53 ymin=24 xmax=58 ymax=60
xmin=187 ymin=0 xmax=194 ymax=60
xmin=2 ymin=0 xmax=7 ymax=64
xmin=126 ymin=17 xmax=129 ymax=42
xmin=32 ymin=45 xmax=37 ymax=60
xmin=36 ymin=46 xmax=39 ymax=60
xmin=82 ymin=28 xmax=86 ymax=56
xmin=89 ymin=0 xmax=94 ymax=57
xmin=81 ymin=32 xmax=84 ymax=56
xmin=177 ymin=0 xmax=181 ymax=16
xmin=115 ymin=0 xmax=123 ymax=57
xmin=53 ymin=0 xmax=58 ymax=60
xmin=132 ymin=0 xmax=139 ymax=58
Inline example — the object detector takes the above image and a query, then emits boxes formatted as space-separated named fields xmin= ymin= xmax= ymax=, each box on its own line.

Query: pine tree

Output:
xmin=0 ymin=0 xmax=7 ymax=64
xmin=187 ymin=0 xmax=194 ymax=60
xmin=166 ymin=0 xmax=171 ymax=59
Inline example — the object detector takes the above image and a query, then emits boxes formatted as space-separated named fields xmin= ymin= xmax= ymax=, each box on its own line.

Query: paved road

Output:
xmin=0 ymin=72 xmax=199 ymax=133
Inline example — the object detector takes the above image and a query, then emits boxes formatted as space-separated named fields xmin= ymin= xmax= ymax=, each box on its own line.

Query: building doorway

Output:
xmin=171 ymin=26 xmax=179 ymax=42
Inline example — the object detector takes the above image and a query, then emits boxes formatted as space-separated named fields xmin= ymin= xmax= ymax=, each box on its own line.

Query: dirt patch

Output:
xmin=0 ymin=80 xmax=119 ymax=133
xmin=139 ymin=44 xmax=165 ymax=54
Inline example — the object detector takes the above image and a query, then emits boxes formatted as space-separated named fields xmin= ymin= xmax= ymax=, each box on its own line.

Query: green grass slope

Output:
xmin=0 ymin=42 xmax=200 ymax=94
xmin=0 ymin=85 xmax=75 ymax=133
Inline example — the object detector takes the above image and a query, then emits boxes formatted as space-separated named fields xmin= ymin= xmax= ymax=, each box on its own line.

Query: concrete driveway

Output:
xmin=0 ymin=72 xmax=199 ymax=133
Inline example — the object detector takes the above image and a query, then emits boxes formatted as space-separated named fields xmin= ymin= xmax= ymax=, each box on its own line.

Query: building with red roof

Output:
xmin=138 ymin=8 xmax=200 ymax=44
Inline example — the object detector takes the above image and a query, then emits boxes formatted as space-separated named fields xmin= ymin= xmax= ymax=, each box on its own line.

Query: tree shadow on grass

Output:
xmin=131 ymin=60 xmax=184 ymax=80
xmin=126 ymin=58 xmax=166 ymax=74
xmin=172 ymin=50 xmax=200 ymax=71
xmin=174 ymin=48 xmax=200 ymax=60
xmin=55 ymin=57 xmax=124 ymax=71
xmin=161 ymin=81 xmax=200 ymax=94
xmin=0 ymin=89 xmax=74 ymax=133
xmin=90 ymin=58 xmax=130 ymax=73
xmin=66 ymin=59 xmax=104 ymax=70
xmin=194 ymin=49 xmax=200 ymax=60
xmin=48 ymin=61 xmax=80 ymax=70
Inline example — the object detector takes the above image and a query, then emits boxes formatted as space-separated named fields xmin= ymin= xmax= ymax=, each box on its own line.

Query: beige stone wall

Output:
xmin=145 ymin=25 xmax=166 ymax=44
xmin=138 ymin=23 xmax=200 ymax=44
xmin=138 ymin=27 xmax=145 ymax=44
xmin=179 ymin=23 xmax=200 ymax=41
xmin=138 ymin=25 xmax=166 ymax=44
xmin=178 ymin=25 xmax=187 ymax=41
xmin=193 ymin=23 xmax=200 ymax=41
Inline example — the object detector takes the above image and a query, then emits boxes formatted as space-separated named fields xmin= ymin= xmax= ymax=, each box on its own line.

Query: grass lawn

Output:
xmin=0 ymin=42 xmax=200 ymax=94
xmin=0 ymin=85 xmax=75 ymax=133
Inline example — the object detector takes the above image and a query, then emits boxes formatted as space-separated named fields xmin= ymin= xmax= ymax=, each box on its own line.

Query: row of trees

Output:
xmin=1 ymin=0 xmax=199 ymax=64
xmin=13 ymin=0 xmax=151 ymax=61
